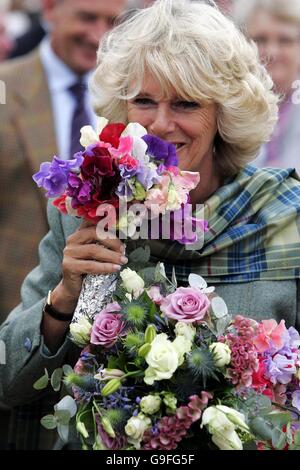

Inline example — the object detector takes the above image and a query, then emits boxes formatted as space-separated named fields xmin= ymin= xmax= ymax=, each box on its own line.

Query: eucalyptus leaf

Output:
xmin=271 ymin=428 xmax=286 ymax=450
xmin=250 ymin=417 xmax=273 ymax=441
xmin=267 ymin=411 xmax=291 ymax=427
xmin=63 ymin=364 xmax=74 ymax=375
xmin=33 ymin=370 xmax=49 ymax=391
xmin=57 ymin=423 xmax=69 ymax=443
xmin=128 ymin=246 xmax=151 ymax=267
xmin=55 ymin=409 xmax=71 ymax=426
xmin=54 ymin=395 xmax=77 ymax=418
xmin=40 ymin=414 xmax=57 ymax=430
xmin=51 ymin=368 xmax=63 ymax=392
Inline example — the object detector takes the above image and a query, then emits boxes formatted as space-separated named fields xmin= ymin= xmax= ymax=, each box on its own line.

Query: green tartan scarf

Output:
xmin=137 ymin=165 xmax=300 ymax=284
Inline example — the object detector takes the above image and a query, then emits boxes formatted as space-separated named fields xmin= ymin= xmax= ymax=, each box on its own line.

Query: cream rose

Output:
xmin=209 ymin=343 xmax=231 ymax=368
xmin=172 ymin=336 xmax=192 ymax=366
xmin=175 ymin=322 xmax=197 ymax=342
xmin=140 ymin=395 xmax=162 ymax=415
xmin=144 ymin=334 xmax=179 ymax=385
xmin=69 ymin=317 xmax=92 ymax=347
xmin=120 ymin=268 xmax=145 ymax=297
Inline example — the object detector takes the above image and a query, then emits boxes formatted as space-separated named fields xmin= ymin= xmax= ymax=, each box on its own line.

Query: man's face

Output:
xmin=44 ymin=0 xmax=127 ymax=75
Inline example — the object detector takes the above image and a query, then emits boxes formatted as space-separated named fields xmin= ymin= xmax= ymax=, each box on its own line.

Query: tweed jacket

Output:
xmin=0 ymin=202 xmax=299 ymax=448
xmin=0 ymin=49 xmax=57 ymax=322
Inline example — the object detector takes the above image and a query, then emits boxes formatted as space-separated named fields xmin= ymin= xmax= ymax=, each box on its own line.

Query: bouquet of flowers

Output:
xmin=35 ymin=255 xmax=300 ymax=451
xmin=33 ymin=117 xmax=203 ymax=242
xmin=33 ymin=118 xmax=206 ymax=321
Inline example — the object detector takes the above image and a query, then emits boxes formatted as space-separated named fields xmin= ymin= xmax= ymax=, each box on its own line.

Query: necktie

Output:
xmin=69 ymin=81 xmax=91 ymax=158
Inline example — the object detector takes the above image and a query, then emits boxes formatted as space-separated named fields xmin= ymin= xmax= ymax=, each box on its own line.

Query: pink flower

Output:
xmin=160 ymin=287 xmax=210 ymax=323
xmin=91 ymin=302 xmax=125 ymax=348
xmin=109 ymin=136 xmax=133 ymax=159
xmin=147 ymin=286 xmax=163 ymax=304
xmin=253 ymin=319 xmax=287 ymax=353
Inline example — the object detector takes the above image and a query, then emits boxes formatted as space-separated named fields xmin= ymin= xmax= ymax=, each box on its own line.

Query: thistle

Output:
xmin=64 ymin=372 xmax=96 ymax=392
xmin=120 ymin=300 xmax=148 ymax=328
xmin=123 ymin=331 xmax=145 ymax=355
xmin=102 ymin=408 xmax=131 ymax=434
xmin=187 ymin=347 xmax=219 ymax=387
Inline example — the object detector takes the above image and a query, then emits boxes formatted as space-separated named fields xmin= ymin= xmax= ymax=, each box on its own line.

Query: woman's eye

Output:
xmin=132 ymin=97 xmax=155 ymax=106
xmin=173 ymin=101 xmax=200 ymax=110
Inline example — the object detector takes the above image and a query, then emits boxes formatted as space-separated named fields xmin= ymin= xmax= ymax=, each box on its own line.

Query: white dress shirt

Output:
xmin=39 ymin=37 xmax=97 ymax=160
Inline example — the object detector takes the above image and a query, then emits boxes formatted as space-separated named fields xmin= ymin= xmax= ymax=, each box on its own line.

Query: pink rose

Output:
xmin=160 ymin=287 xmax=210 ymax=323
xmin=91 ymin=302 xmax=125 ymax=348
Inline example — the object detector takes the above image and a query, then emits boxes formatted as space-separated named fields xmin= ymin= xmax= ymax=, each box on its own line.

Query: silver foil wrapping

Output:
xmin=72 ymin=273 xmax=118 ymax=323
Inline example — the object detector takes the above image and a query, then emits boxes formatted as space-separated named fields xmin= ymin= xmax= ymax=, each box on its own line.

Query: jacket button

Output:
xmin=24 ymin=337 xmax=32 ymax=352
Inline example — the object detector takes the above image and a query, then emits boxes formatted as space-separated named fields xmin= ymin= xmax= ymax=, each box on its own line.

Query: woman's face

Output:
xmin=247 ymin=10 xmax=300 ymax=93
xmin=127 ymin=74 xmax=218 ymax=176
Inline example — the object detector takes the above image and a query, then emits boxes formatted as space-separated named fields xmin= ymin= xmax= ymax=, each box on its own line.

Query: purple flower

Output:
xmin=33 ymin=154 xmax=83 ymax=197
xmin=66 ymin=173 xmax=93 ymax=206
xmin=115 ymin=180 xmax=134 ymax=199
xmin=142 ymin=135 xmax=178 ymax=167
xmin=91 ymin=302 xmax=126 ymax=348
xmin=136 ymin=162 xmax=161 ymax=190
xmin=160 ymin=287 xmax=210 ymax=323
xmin=265 ymin=353 xmax=296 ymax=385
xmin=292 ymin=390 xmax=300 ymax=411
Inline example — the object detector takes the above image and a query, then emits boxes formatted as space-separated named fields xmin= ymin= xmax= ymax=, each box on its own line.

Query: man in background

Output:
xmin=0 ymin=0 xmax=127 ymax=450
xmin=0 ymin=0 xmax=127 ymax=324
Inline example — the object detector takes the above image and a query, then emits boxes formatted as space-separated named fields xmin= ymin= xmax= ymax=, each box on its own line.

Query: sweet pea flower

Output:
xmin=160 ymin=287 xmax=210 ymax=324
xmin=80 ymin=117 xmax=109 ymax=148
xmin=253 ymin=319 xmax=288 ymax=353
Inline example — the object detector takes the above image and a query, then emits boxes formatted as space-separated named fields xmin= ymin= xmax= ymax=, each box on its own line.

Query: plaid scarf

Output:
xmin=145 ymin=165 xmax=300 ymax=284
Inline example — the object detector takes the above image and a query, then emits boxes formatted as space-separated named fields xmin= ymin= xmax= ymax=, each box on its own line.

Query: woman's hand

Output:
xmin=51 ymin=221 xmax=128 ymax=315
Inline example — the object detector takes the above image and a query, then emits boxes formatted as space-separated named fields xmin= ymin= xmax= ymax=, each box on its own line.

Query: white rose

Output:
xmin=215 ymin=405 xmax=249 ymax=431
xmin=69 ymin=317 xmax=92 ymax=347
xmin=120 ymin=268 xmax=145 ymax=296
xmin=144 ymin=334 xmax=179 ymax=385
xmin=125 ymin=414 xmax=151 ymax=441
xmin=209 ymin=343 xmax=231 ymax=368
xmin=172 ymin=336 xmax=192 ymax=366
xmin=201 ymin=406 xmax=248 ymax=451
xmin=175 ymin=322 xmax=196 ymax=342
xmin=140 ymin=395 xmax=162 ymax=415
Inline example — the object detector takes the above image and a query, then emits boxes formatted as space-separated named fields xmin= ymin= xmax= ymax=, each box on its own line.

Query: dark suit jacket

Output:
xmin=0 ymin=49 xmax=57 ymax=321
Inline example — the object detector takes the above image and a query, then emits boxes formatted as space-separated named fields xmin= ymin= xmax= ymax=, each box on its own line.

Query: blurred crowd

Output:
xmin=0 ymin=0 xmax=300 ymax=450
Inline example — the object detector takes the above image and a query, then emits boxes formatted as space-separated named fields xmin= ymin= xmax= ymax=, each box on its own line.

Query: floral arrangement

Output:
xmin=33 ymin=118 xmax=204 ymax=244
xmin=35 ymin=252 xmax=300 ymax=451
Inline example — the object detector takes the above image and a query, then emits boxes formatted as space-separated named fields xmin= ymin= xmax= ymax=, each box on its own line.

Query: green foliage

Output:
xmin=41 ymin=415 xmax=57 ymax=430
xmin=123 ymin=331 xmax=145 ymax=354
xmin=33 ymin=369 xmax=49 ymax=390
xmin=51 ymin=368 xmax=63 ymax=392
xmin=103 ymin=408 xmax=130 ymax=433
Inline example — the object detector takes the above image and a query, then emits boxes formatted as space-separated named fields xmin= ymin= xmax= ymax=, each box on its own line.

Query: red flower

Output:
xmin=252 ymin=361 xmax=273 ymax=398
xmin=52 ymin=194 xmax=68 ymax=214
xmin=100 ymin=123 xmax=126 ymax=148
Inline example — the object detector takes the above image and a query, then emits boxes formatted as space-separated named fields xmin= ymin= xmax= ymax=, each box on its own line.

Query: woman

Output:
xmin=0 ymin=0 xmax=300 ymax=448
xmin=234 ymin=0 xmax=300 ymax=169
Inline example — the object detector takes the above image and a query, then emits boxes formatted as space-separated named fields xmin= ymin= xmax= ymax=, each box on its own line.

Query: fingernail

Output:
xmin=121 ymin=256 xmax=128 ymax=264
xmin=120 ymin=245 xmax=126 ymax=254
xmin=113 ymin=265 xmax=122 ymax=271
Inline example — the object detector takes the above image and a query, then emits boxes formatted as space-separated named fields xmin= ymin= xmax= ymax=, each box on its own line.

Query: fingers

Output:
xmin=63 ymin=244 xmax=128 ymax=266
xmin=62 ymin=258 xmax=123 ymax=276
xmin=68 ymin=226 xmax=125 ymax=253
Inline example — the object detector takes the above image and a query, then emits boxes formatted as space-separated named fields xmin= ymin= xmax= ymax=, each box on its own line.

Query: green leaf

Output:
xmin=51 ymin=368 xmax=63 ymax=392
xmin=271 ymin=428 xmax=286 ymax=450
xmin=55 ymin=409 xmax=71 ymax=426
xmin=57 ymin=423 xmax=69 ymax=443
xmin=33 ymin=370 xmax=49 ymax=390
xmin=267 ymin=411 xmax=291 ymax=427
xmin=41 ymin=414 xmax=57 ymax=430
xmin=63 ymin=364 xmax=74 ymax=375
xmin=250 ymin=417 xmax=273 ymax=441
xmin=128 ymin=246 xmax=151 ymax=267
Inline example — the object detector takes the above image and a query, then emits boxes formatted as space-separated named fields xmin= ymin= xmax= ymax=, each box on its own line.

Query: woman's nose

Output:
xmin=149 ymin=104 xmax=176 ymax=137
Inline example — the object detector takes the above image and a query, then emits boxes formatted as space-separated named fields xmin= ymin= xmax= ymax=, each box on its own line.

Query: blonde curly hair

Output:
xmin=90 ymin=0 xmax=278 ymax=177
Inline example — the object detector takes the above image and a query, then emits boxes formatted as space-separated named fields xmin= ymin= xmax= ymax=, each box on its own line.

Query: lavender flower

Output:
xmin=292 ymin=390 xmax=300 ymax=411
xmin=33 ymin=154 xmax=83 ymax=197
